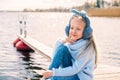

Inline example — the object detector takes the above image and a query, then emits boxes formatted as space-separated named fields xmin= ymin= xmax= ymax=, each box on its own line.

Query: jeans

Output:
xmin=48 ymin=45 xmax=72 ymax=70
xmin=47 ymin=45 xmax=79 ymax=80
xmin=46 ymin=75 xmax=79 ymax=80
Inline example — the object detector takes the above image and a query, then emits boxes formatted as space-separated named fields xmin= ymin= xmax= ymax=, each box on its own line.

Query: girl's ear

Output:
xmin=65 ymin=24 xmax=70 ymax=37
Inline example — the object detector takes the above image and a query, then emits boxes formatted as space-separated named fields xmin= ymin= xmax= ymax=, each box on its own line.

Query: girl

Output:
xmin=42 ymin=9 xmax=98 ymax=80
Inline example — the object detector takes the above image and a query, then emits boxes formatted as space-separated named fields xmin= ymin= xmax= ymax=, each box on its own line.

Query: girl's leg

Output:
xmin=48 ymin=45 xmax=72 ymax=70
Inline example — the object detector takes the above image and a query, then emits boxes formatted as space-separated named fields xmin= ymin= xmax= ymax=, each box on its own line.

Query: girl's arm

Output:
xmin=53 ymin=49 xmax=95 ymax=76
xmin=53 ymin=37 xmax=74 ymax=54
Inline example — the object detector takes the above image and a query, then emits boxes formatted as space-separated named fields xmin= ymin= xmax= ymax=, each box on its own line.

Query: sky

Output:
xmin=0 ymin=0 xmax=89 ymax=11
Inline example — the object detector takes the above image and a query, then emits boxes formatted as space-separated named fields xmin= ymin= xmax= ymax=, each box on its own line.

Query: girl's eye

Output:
xmin=77 ymin=28 xmax=81 ymax=30
xmin=70 ymin=27 xmax=73 ymax=29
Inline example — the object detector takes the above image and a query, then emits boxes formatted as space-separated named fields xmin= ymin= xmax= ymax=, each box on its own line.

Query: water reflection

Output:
xmin=0 ymin=75 xmax=22 ymax=80
xmin=18 ymin=51 xmax=43 ymax=80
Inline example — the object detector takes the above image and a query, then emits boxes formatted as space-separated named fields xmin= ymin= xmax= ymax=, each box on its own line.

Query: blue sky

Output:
xmin=0 ymin=0 xmax=89 ymax=11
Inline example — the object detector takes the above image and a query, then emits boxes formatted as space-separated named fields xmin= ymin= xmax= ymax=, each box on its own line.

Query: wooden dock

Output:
xmin=17 ymin=35 xmax=120 ymax=80
xmin=17 ymin=35 xmax=52 ymax=61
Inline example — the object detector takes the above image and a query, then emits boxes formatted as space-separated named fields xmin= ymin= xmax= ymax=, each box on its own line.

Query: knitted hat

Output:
xmin=65 ymin=9 xmax=93 ymax=40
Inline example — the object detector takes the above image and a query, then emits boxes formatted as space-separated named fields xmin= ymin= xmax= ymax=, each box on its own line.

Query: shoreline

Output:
xmin=0 ymin=7 xmax=120 ymax=17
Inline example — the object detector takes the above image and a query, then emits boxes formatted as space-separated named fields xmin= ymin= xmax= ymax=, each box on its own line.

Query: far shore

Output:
xmin=86 ymin=7 xmax=120 ymax=17
xmin=0 ymin=7 xmax=120 ymax=17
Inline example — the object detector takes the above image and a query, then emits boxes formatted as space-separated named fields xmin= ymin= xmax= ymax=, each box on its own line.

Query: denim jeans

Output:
xmin=48 ymin=45 xmax=72 ymax=70
xmin=46 ymin=74 xmax=79 ymax=80
xmin=47 ymin=45 xmax=79 ymax=80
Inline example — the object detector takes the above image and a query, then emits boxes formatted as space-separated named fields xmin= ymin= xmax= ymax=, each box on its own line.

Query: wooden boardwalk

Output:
xmin=18 ymin=35 xmax=120 ymax=80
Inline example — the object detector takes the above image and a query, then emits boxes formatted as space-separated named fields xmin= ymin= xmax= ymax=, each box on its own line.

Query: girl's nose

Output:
xmin=72 ymin=29 xmax=76 ymax=34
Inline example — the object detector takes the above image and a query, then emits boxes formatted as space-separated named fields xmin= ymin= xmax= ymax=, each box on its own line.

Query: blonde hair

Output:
xmin=70 ymin=14 xmax=86 ymax=27
xmin=90 ymin=35 xmax=98 ymax=69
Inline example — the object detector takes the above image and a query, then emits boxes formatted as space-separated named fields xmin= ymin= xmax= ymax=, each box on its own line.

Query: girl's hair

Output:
xmin=70 ymin=14 xmax=86 ymax=26
xmin=87 ymin=36 xmax=98 ymax=69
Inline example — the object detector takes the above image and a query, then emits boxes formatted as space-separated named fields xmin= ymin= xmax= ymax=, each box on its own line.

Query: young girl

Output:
xmin=42 ymin=9 xmax=98 ymax=80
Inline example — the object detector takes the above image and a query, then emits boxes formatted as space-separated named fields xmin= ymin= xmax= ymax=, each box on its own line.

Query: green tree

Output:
xmin=96 ymin=0 xmax=101 ymax=8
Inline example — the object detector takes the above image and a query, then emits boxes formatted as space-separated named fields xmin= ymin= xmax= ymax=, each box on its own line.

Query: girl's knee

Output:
xmin=57 ymin=45 xmax=69 ymax=54
xmin=60 ymin=45 xmax=69 ymax=52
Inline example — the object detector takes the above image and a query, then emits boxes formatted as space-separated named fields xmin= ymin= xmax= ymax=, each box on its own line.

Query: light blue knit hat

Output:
xmin=65 ymin=9 xmax=93 ymax=40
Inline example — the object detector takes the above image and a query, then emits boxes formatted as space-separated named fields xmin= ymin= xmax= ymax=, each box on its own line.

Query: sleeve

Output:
xmin=53 ymin=47 xmax=94 ymax=76
xmin=52 ymin=38 xmax=64 ymax=57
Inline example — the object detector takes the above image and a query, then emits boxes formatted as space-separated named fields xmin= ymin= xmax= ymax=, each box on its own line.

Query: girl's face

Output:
xmin=69 ymin=17 xmax=85 ymax=42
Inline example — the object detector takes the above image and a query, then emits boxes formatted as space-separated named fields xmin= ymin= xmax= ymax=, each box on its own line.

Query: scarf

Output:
xmin=65 ymin=39 xmax=88 ymax=59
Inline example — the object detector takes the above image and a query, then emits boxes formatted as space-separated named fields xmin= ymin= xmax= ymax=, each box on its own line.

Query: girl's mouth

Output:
xmin=71 ymin=35 xmax=77 ymax=37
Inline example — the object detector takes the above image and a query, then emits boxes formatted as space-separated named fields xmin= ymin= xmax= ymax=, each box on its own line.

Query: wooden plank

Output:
xmin=17 ymin=35 xmax=52 ymax=61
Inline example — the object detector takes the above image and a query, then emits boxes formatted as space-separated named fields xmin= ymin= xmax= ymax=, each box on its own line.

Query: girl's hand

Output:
xmin=63 ymin=37 xmax=76 ymax=43
xmin=42 ymin=70 xmax=53 ymax=79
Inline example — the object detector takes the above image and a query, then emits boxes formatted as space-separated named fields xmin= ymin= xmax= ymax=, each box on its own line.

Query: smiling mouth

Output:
xmin=71 ymin=35 xmax=77 ymax=37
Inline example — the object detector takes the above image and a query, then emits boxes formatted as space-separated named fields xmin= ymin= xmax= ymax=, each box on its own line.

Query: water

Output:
xmin=0 ymin=12 xmax=49 ymax=80
xmin=0 ymin=12 xmax=120 ymax=80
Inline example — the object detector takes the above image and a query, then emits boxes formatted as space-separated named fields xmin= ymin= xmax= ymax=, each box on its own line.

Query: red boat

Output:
xmin=15 ymin=41 xmax=33 ymax=51
xmin=13 ymin=38 xmax=21 ymax=47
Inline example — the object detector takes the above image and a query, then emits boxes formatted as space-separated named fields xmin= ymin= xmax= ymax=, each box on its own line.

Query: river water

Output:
xmin=0 ymin=12 xmax=120 ymax=80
